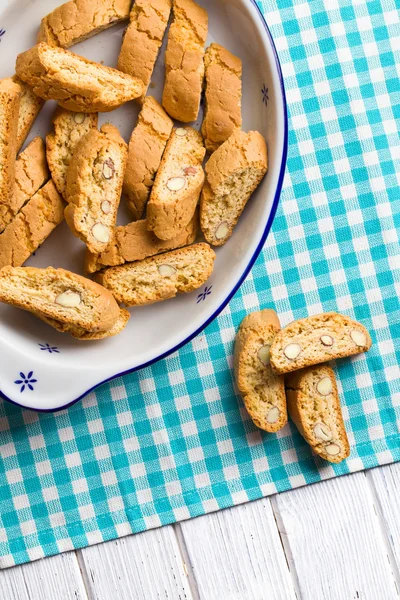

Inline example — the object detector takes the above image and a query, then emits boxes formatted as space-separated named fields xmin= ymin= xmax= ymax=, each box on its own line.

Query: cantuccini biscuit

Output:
xmin=86 ymin=213 xmax=197 ymax=274
xmin=234 ymin=309 xmax=287 ymax=433
xmin=202 ymin=43 xmax=242 ymax=154
xmin=124 ymin=96 xmax=173 ymax=220
xmin=0 ymin=78 xmax=21 ymax=216
xmin=37 ymin=307 xmax=130 ymax=340
xmin=200 ymin=130 xmax=268 ymax=246
xmin=0 ymin=180 xmax=65 ymax=270
xmin=12 ymin=77 xmax=45 ymax=152
xmin=65 ymin=124 xmax=128 ymax=254
xmin=46 ymin=107 xmax=98 ymax=198
xmin=0 ymin=137 xmax=49 ymax=234
xmin=162 ymin=0 xmax=208 ymax=122
xmin=147 ymin=127 xmax=205 ymax=240
xmin=286 ymin=365 xmax=350 ymax=463
xmin=38 ymin=0 xmax=131 ymax=48
xmin=94 ymin=243 xmax=215 ymax=307
xmin=118 ymin=0 xmax=172 ymax=100
xmin=0 ymin=266 xmax=121 ymax=333
xmin=270 ymin=312 xmax=372 ymax=375
xmin=16 ymin=43 xmax=144 ymax=113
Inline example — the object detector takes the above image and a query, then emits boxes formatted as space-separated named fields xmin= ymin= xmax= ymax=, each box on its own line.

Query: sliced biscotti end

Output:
xmin=202 ymin=43 xmax=242 ymax=154
xmin=12 ymin=77 xmax=45 ymax=151
xmin=0 ymin=266 xmax=121 ymax=333
xmin=286 ymin=365 xmax=350 ymax=463
xmin=46 ymin=106 xmax=98 ymax=197
xmin=234 ymin=309 xmax=287 ymax=433
xmin=269 ymin=312 xmax=372 ymax=375
xmin=0 ymin=78 xmax=22 ymax=208
xmin=200 ymin=130 xmax=267 ymax=246
xmin=94 ymin=243 xmax=215 ymax=307
xmin=147 ymin=127 xmax=205 ymax=241
xmin=124 ymin=96 xmax=174 ymax=219
xmin=37 ymin=307 xmax=130 ymax=341
xmin=15 ymin=43 xmax=145 ymax=113
xmin=85 ymin=211 xmax=198 ymax=274
xmin=38 ymin=0 xmax=131 ymax=48
xmin=65 ymin=124 xmax=128 ymax=254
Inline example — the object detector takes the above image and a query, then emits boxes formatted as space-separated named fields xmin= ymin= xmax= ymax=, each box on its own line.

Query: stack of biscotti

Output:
xmin=235 ymin=310 xmax=372 ymax=463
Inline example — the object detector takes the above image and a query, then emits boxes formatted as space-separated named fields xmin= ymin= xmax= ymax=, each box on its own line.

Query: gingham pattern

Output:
xmin=1 ymin=0 xmax=400 ymax=568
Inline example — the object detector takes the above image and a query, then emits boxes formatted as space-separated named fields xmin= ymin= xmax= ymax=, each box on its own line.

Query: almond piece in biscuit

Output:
xmin=0 ymin=78 xmax=22 ymax=214
xmin=46 ymin=106 xmax=98 ymax=198
xmin=234 ymin=309 xmax=287 ymax=433
xmin=162 ymin=0 xmax=208 ymax=122
xmin=37 ymin=307 xmax=130 ymax=340
xmin=147 ymin=127 xmax=205 ymax=240
xmin=286 ymin=365 xmax=350 ymax=463
xmin=202 ymin=44 xmax=242 ymax=154
xmin=0 ymin=180 xmax=66 ymax=269
xmin=0 ymin=137 xmax=49 ymax=234
xmin=124 ymin=96 xmax=173 ymax=220
xmin=38 ymin=0 xmax=131 ymax=48
xmin=118 ymin=0 xmax=172 ymax=100
xmin=94 ymin=243 xmax=215 ymax=306
xmin=16 ymin=43 xmax=144 ymax=113
xmin=86 ymin=212 xmax=197 ymax=274
xmin=270 ymin=312 xmax=373 ymax=375
xmin=65 ymin=124 xmax=128 ymax=254
xmin=0 ymin=266 xmax=121 ymax=333
xmin=12 ymin=77 xmax=45 ymax=152
xmin=200 ymin=130 xmax=268 ymax=246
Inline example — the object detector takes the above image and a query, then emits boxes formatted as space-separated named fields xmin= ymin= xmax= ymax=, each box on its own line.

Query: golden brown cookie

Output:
xmin=200 ymin=130 xmax=268 ymax=246
xmin=124 ymin=96 xmax=173 ymax=220
xmin=12 ymin=77 xmax=45 ymax=152
xmin=38 ymin=0 xmax=131 ymax=48
xmin=37 ymin=307 xmax=130 ymax=340
xmin=46 ymin=106 xmax=98 ymax=198
xmin=118 ymin=0 xmax=172 ymax=100
xmin=270 ymin=312 xmax=372 ymax=375
xmin=94 ymin=243 xmax=215 ymax=306
xmin=162 ymin=0 xmax=208 ymax=122
xmin=0 ymin=78 xmax=21 ymax=216
xmin=234 ymin=309 xmax=287 ymax=433
xmin=147 ymin=127 xmax=205 ymax=240
xmin=202 ymin=44 xmax=242 ymax=154
xmin=65 ymin=124 xmax=128 ymax=254
xmin=286 ymin=365 xmax=350 ymax=463
xmin=16 ymin=43 xmax=144 ymax=113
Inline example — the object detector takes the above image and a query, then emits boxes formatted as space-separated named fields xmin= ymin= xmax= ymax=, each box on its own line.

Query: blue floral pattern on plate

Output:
xmin=262 ymin=84 xmax=269 ymax=106
xmin=39 ymin=343 xmax=60 ymax=354
xmin=14 ymin=372 xmax=37 ymax=393
xmin=197 ymin=286 xmax=213 ymax=303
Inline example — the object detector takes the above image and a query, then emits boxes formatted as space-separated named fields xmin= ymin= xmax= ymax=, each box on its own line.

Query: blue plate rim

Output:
xmin=1 ymin=0 xmax=288 ymax=413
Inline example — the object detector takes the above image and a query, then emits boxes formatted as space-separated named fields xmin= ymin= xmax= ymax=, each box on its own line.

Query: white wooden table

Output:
xmin=2 ymin=463 xmax=400 ymax=599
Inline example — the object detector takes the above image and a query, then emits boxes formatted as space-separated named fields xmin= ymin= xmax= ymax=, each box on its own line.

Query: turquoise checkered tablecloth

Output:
xmin=1 ymin=0 xmax=400 ymax=568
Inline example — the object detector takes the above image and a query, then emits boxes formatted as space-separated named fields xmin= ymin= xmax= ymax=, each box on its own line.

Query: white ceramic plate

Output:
xmin=0 ymin=0 xmax=287 ymax=411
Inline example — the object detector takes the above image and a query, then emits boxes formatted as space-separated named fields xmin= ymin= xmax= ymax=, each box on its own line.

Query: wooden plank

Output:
xmin=0 ymin=552 xmax=88 ymax=600
xmin=78 ymin=525 xmax=195 ymax=600
xmin=272 ymin=472 xmax=399 ymax=600
xmin=179 ymin=498 xmax=297 ymax=600
xmin=368 ymin=463 xmax=400 ymax=581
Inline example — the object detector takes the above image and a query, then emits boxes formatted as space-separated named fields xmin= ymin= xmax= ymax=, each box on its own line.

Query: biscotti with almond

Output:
xmin=0 ymin=266 xmax=121 ymax=333
xmin=286 ymin=365 xmax=350 ymax=463
xmin=86 ymin=213 xmax=197 ymax=273
xmin=270 ymin=312 xmax=372 ymax=375
xmin=0 ymin=78 xmax=21 ymax=214
xmin=0 ymin=180 xmax=65 ymax=270
xmin=46 ymin=107 xmax=98 ymax=198
xmin=200 ymin=130 xmax=268 ymax=246
xmin=0 ymin=137 xmax=49 ymax=234
xmin=124 ymin=96 xmax=173 ymax=220
xmin=65 ymin=124 xmax=128 ymax=254
xmin=38 ymin=0 xmax=131 ymax=48
xmin=162 ymin=0 xmax=208 ymax=122
xmin=118 ymin=0 xmax=172 ymax=100
xmin=12 ymin=77 xmax=45 ymax=152
xmin=234 ymin=309 xmax=287 ymax=433
xmin=16 ymin=43 xmax=144 ymax=113
xmin=202 ymin=44 xmax=242 ymax=154
xmin=37 ymin=307 xmax=130 ymax=340
xmin=94 ymin=243 xmax=215 ymax=306
xmin=147 ymin=127 xmax=205 ymax=240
